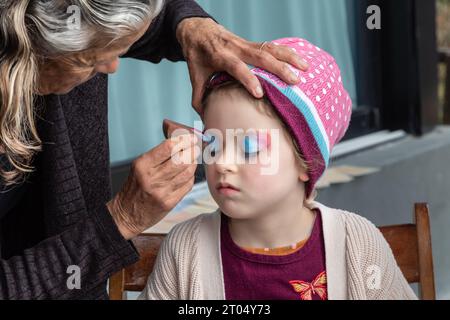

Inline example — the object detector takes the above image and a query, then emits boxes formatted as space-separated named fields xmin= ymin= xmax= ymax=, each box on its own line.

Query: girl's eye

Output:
xmin=243 ymin=136 xmax=260 ymax=157
xmin=242 ymin=133 xmax=271 ymax=158
xmin=203 ymin=135 xmax=218 ymax=157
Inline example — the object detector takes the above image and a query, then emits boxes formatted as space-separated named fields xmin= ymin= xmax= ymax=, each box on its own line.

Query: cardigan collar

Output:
xmin=308 ymin=201 xmax=348 ymax=300
xmin=198 ymin=202 xmax=348 ymax=300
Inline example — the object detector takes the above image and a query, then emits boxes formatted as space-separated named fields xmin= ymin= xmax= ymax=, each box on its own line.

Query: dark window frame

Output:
xmin=345 ymin=0 xmax=439 ymax=140
xmin=342 ymin=0 xmax=383 ymax=140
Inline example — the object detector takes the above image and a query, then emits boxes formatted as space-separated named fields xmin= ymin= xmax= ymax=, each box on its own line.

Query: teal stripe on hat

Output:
xmin=256 ymin=73 xmax=330 ymax=167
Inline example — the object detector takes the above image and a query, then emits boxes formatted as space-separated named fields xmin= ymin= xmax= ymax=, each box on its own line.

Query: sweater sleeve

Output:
xmin=138 ymin=227 xmax=180 ymax=300
xmin=371 ymin=223 xmax=418 ymax=300
xmin=0 ymin=204 xmax=139 ymax=300
xmin=385 ymin=262 xmax=419 ymax=300
xmin=124 ymin=0 xmax=214 ymax=63
xmin=138 ymin=214 xmax=205 ymax=300
xmin=373 ymin=237 xmax=418 ymax=300
xmin=343 ymin=212 xmax=418 ymax=300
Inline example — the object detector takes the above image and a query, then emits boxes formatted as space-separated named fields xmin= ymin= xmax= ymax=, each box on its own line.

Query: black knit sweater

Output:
xmin=0 ymin=0 xmax=211 ymax=299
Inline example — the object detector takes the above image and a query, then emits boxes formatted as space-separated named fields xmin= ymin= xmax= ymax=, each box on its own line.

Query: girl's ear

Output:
xmin=299 ymin=172 xmax=310 ymax=182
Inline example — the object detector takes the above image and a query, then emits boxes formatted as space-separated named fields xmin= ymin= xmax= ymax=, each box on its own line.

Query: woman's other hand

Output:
xmin=176 ymin=17 xmax=309 ymax=113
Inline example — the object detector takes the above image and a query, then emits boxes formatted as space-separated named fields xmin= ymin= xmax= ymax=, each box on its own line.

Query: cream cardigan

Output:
xmin=139 ymin=202 xmax=418 ymax=300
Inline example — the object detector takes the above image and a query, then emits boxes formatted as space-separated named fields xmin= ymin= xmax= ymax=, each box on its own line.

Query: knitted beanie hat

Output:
xmin=206 ymin=37 xmax=352 ymax=197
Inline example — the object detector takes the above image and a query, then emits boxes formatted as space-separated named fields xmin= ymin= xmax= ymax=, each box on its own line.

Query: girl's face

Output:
xmin=204 ymin=88 xmax=309 ymax=220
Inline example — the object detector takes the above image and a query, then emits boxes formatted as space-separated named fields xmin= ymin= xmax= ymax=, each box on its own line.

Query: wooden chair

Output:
xmin=109 ymin=233 xmax=166 ymax=300
xmin=378 ymin=203 xmax=435 ymax=300
xmin=109 ymin=203 xmax=435 ymax=300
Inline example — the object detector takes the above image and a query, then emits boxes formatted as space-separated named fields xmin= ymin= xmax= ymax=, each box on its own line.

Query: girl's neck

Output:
xmin=227 ymin=197 xmax=317 ymax=249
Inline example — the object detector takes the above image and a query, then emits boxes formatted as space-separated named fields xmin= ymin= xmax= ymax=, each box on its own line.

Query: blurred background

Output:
xmin=109 ymin=0 xmax=450 ymax=299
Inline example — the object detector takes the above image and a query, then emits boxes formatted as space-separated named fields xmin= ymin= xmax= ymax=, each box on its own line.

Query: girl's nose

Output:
xmin=214 ymin=149 xmax=239 ymax=174
xmin=95 ymin=58 xmax=120 ymax=74
xmin=215 ymin=163 xmax=236 ymax=174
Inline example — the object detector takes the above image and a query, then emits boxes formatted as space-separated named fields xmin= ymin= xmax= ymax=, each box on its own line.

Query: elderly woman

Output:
xmin=0 ymin=0 xmax=307 ymax=299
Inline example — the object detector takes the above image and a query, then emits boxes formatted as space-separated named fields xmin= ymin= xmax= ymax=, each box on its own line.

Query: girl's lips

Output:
xmin=216 ymin=182 xmax=240 ymax=196
xmin=217 ymin=187 xmax=240 ymax=196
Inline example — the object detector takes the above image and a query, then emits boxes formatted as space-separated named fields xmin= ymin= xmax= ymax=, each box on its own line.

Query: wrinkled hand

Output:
xmin=107 ymin=134 xmax=198 ymax=240
xmin=176 ymin=17 xmax=309 ymax=113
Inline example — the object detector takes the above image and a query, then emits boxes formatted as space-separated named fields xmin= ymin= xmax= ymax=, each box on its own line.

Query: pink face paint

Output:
xmin=257 ymin=131 xmax=271 ymax=150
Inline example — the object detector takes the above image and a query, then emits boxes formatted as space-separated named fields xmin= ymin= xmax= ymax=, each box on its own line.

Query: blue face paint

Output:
xmin=202 ymin=133 xmax=214 ymax=144
xmin=201 ymin=132 xmax=271 ymax=160
xmin=203 ymin=134 xmax=218 ymax=157
xmin=193 ymin=128 xmax=213 ymax=144
xmin=243 ymin=136 xmax=260 ymax=156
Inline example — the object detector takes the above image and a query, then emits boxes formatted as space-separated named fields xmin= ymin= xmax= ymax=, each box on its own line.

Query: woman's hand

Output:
xmin=107 ymin=134 xmax=198 ymax=240
xmin=176 ymin=17 xmax=309 ymax=113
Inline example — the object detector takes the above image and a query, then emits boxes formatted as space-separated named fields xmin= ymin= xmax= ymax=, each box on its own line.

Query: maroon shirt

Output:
xmin=220 ymin=210 xmax=327 ymax=300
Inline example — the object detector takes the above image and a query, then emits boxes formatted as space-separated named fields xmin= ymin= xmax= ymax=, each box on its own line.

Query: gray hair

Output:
xmin=0 ymin=0 xmax=164 ymax=185
xmin=29 ymin=0 xmax=164 ymax=55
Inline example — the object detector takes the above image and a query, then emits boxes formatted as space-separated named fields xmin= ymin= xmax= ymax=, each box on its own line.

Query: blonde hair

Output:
xmin=0 ymin=0 xmax=163 ymax=185
xmin=202 ymin=80 xmax=318 ymax=203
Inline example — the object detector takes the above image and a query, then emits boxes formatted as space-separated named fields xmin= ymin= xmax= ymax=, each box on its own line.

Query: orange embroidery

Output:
xmin=289 ymin=271 xmax=327 ymax=300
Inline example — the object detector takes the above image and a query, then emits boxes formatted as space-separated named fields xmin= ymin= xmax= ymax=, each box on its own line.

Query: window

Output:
xmin=109 ymin=0 xmax=438 ymax=192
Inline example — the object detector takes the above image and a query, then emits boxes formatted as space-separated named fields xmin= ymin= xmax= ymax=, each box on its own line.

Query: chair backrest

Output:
xmin=109 ymin=233 xmax=165 ymax=300
xmin=378 ymin=203 xmax=435 ymax=300
xmin=109 ymin=203 xmax=435 ymax=300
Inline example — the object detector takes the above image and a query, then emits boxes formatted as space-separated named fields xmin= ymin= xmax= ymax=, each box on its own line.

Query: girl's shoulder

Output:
xmin=314 ymin=202 xmax=417 ymax=299
xmin=313 ymin=201 xmax=390 ymax=255
xmin=312 ymin=201 xmax=380 ymax=233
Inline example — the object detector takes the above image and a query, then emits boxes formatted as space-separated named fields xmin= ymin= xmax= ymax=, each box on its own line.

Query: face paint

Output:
xmin=243 ymin=136 xmax=259 ymax=155
xmin=193 ymin=128 xmax=213 ymax=143
xmin=202 ymin=132 xmax=219 ymax=159
xmin=242 ymin=131 xmax=271 ymax=157
xmin=257 ymin=131 xmax=271 ymax=150
xmin=200 ymin=129 xmax=272 ymax=161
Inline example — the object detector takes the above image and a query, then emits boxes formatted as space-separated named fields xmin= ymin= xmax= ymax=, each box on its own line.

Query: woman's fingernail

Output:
xmin=255 ymin=86 xmax=263 ymax=97
xmin=299 ymin=58 xmax=309 ymax=69
xmin=283 ymin=63 xmax=298 ymax=83
xmin=290 ymin=72 xmax=299 ymax=83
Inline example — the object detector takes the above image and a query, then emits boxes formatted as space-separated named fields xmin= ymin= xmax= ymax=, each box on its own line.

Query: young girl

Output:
xmin=139 ymin=38 xmax=417 ymax=300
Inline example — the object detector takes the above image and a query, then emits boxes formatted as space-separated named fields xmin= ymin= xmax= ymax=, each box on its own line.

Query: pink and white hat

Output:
xmin=207 ymin=37 xmax=352 ymax=197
